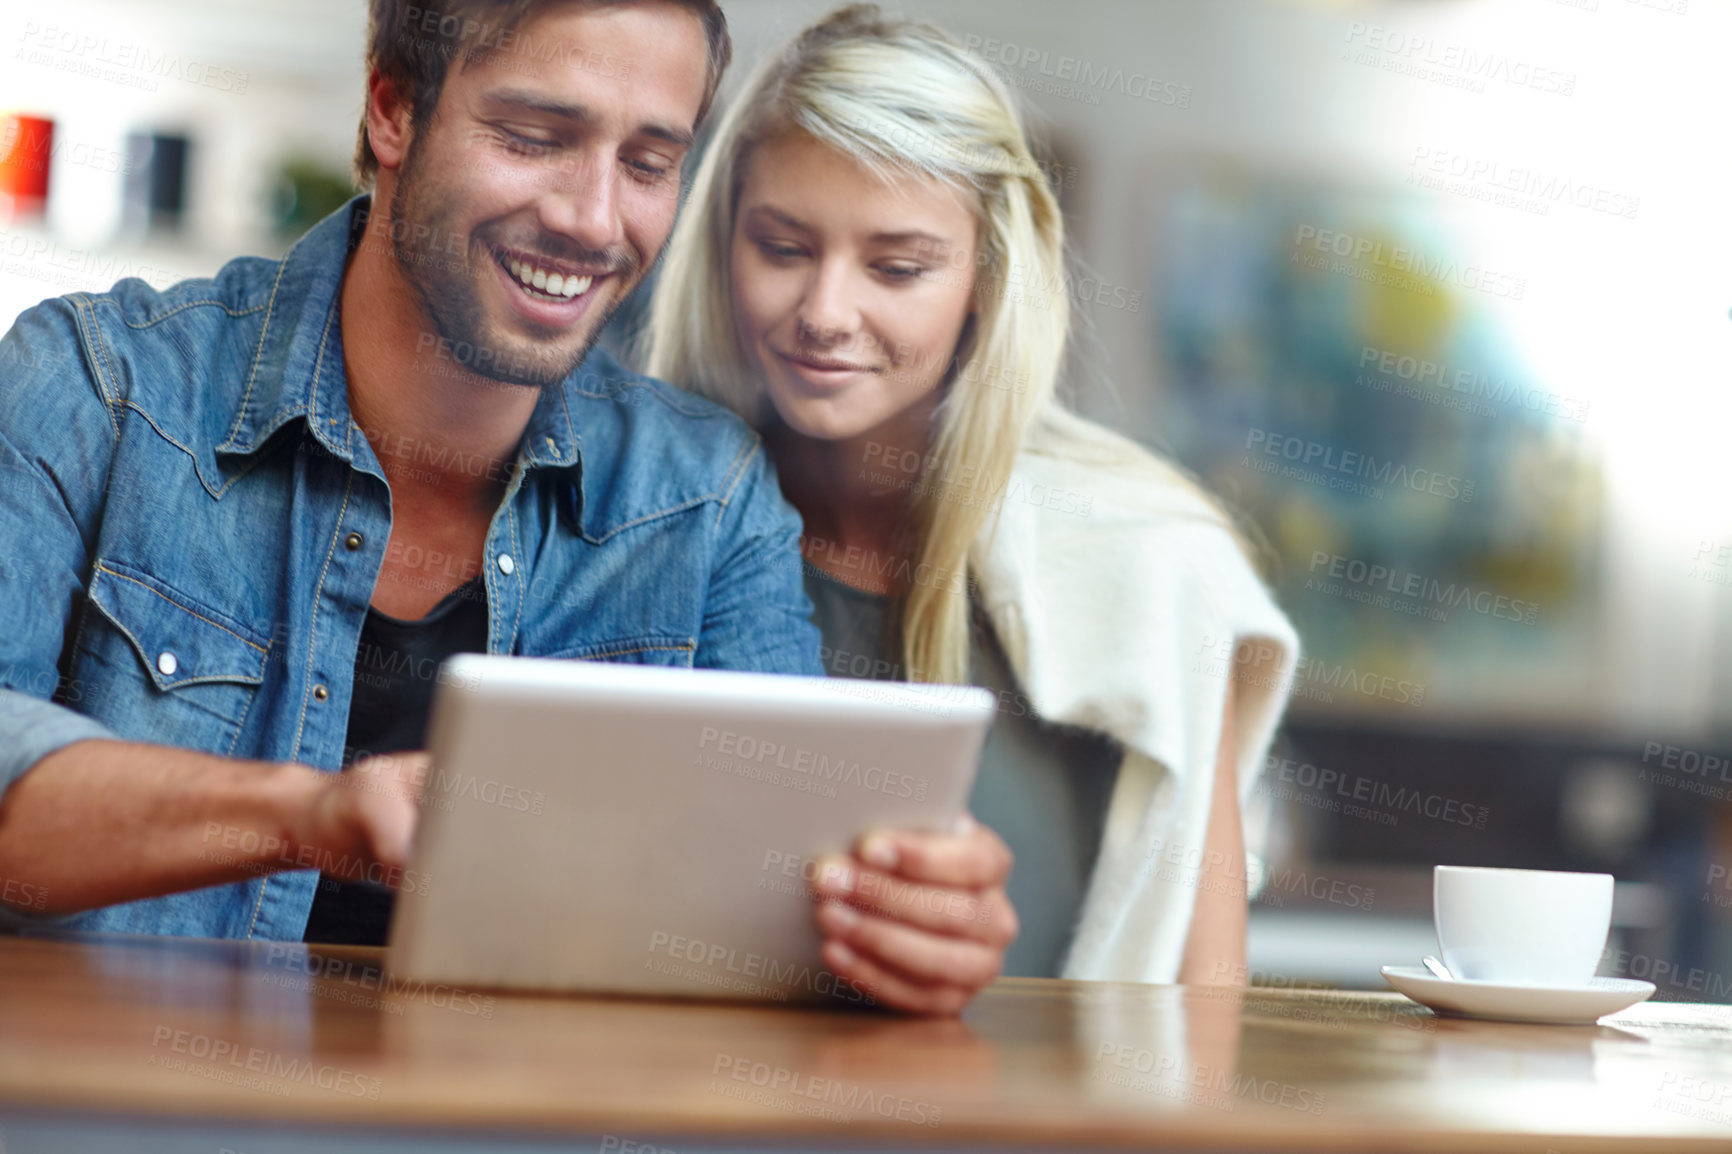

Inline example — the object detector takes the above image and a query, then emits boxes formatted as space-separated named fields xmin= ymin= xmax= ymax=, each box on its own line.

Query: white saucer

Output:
xmin=1380 ymin=966 xmax=1656 ymax=1025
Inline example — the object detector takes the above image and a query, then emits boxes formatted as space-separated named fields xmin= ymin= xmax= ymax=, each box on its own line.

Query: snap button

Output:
xmin=497 ymin=553 xmax=515 ymax=575
xmin=157 ymin=652 xmax=178 ymax=676
xmin=344 ymin=532 xmax=364 ymax=551
xmin=313 ymin=684 xmax=329 ymax=702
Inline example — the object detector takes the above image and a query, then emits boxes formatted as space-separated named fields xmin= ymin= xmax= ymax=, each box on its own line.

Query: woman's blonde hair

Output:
xmin=645 ymin=3 xmax=1240 ymax=684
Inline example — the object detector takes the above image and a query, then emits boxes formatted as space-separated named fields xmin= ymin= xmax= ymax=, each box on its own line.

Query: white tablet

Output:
xmin=386 ymin=655 xmax=995 ymax=1005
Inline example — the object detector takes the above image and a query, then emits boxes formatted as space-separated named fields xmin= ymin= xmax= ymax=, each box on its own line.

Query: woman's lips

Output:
xmin=774 ymin=349 xmax=877 ymax=387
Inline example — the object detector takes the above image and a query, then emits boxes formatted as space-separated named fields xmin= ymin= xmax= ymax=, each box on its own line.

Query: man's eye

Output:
xmin=501 ymin=130 xmax=554 ymax=156
xmin=624 ymin=159 xmax=672 ymax=183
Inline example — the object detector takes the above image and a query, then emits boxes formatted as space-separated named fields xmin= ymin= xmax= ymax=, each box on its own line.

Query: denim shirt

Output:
xmin=0 ymin=196 xmax=820 ymax=939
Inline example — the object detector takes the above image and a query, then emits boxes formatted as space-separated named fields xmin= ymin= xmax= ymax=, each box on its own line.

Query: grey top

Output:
xmin=804 ymin=563 xmax=1122 ymax=978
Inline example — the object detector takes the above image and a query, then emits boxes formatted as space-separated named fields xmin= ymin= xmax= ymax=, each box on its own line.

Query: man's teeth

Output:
xmin=505 ymin=257 xmax=594 ymax=300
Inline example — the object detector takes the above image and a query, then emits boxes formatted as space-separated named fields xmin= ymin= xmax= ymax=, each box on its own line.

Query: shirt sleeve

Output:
xmin=0 ymin=295 xmax=123 ymax=798
xmin=693 ymin=437 xmax=823 ymax=677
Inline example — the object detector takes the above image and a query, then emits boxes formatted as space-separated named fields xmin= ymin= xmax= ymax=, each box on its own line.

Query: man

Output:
xmin=0 ymin=0 xmax=1013 ymax=1015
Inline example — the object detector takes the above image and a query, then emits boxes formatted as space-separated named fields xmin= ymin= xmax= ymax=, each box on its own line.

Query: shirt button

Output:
xmin=157 ymin=652 xmax=178 ymax=676
xmin=344 ymin=532 xmax=364 ymax=551
xmin=313 ymin=684 xmax=329 ymax=702
xmin=497 ymin=553 xmax=515 ymax=575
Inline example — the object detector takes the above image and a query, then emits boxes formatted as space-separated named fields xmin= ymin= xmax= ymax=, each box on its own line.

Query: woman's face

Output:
xmin=730 ymin=132 xmax=979 ymax=443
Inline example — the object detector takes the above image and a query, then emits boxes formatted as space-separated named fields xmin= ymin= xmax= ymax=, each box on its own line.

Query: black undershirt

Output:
xmin=301 ymin=576 xmax=488 ymax=946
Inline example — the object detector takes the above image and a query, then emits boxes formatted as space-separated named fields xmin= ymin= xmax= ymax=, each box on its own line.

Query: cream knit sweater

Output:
xmin=970 ymin=410 xmax=1300 ymax=983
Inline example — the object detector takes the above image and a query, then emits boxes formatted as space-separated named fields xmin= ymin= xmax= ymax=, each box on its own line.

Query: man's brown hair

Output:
xmin=353 ymin=0 xmax=731 ymax=188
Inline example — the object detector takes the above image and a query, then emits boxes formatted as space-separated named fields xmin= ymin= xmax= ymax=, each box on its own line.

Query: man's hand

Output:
xmin=809 ymin=813 xmax=1018 ymax=1015
xmin=290 ymin=752 xmax=429 ymax=886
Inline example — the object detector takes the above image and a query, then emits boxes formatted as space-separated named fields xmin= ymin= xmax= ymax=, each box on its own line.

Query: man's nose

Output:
xmin=537 ymin=152 xmax=627 ymax=256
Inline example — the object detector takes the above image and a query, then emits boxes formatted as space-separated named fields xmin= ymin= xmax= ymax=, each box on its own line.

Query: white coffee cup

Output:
xmin=1434 ymin=865 xmax=1614 ymax=985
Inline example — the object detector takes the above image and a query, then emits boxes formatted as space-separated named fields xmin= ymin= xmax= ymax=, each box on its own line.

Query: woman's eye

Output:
xmin=756 ymin=241 xmax=807 ymax=261
xmin=878 ymin=264 xmax=926 ymax=281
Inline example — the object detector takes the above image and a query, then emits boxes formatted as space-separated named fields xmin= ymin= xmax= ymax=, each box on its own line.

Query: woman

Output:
xmin=645 ymin=4 xmax=1298 ymax=1001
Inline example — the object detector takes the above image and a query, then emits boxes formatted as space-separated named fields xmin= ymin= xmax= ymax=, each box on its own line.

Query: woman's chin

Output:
xmin=769 ymin=397 xmax=876 ymax=444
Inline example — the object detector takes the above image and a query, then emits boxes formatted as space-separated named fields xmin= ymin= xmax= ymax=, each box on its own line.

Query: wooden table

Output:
xmin=1 ymin=933 xmax=1730 ymax=1152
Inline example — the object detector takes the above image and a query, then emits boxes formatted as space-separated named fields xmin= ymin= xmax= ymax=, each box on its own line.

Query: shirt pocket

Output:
xmin=73 ymin=560 xmax=271 ymax=756
xmin=543 ymin=635 xmax=696 ymax=668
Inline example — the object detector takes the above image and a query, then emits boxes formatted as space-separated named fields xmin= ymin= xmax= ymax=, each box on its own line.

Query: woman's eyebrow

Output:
xmin=869 ymin=229 xmax=952 ymax=248
xmin=743 ymin=205 xmax=955 ymax=250
xmin=742 ymin=205 xmax=811 ymax=232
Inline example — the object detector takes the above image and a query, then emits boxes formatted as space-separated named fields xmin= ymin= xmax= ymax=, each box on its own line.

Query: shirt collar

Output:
xmin=216 ymin=194 xmax=583 ymax=473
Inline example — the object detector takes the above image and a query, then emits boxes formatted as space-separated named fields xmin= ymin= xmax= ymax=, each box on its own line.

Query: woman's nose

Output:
xmin=795 ymin=262 xmax=860 ymax=343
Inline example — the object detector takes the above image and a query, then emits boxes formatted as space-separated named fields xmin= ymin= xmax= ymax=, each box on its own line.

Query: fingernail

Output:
xmin=861 ymin=835 xmax=898 ymax=870
xmin=826 ymin=939 xmax=857 ymax=968
xmin=813 ymin=857 xmax=854 ymax=894
xmin=821 ymin=900 xmax=859 ymax=931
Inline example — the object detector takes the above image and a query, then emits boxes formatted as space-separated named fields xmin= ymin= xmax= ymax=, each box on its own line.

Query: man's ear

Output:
xmin=365 ymin=67 xmax=415 ymax=172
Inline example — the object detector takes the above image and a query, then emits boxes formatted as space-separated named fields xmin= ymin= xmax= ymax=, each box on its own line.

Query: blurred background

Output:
xmin=2 ymin=0 xmax=1728 ymax=995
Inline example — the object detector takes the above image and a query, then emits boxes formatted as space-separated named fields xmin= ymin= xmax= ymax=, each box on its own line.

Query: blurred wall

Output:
xmin=2 ymin=0 xmax=1727 ymax=738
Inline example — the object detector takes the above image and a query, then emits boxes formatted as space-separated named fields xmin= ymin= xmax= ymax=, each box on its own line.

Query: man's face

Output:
xmin=385 ymin=1 xmax=707 ymax=387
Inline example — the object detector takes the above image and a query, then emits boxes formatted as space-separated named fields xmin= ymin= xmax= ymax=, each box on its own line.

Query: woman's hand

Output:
xmin=810 ymin=813 xmax=1018 ymax=1015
